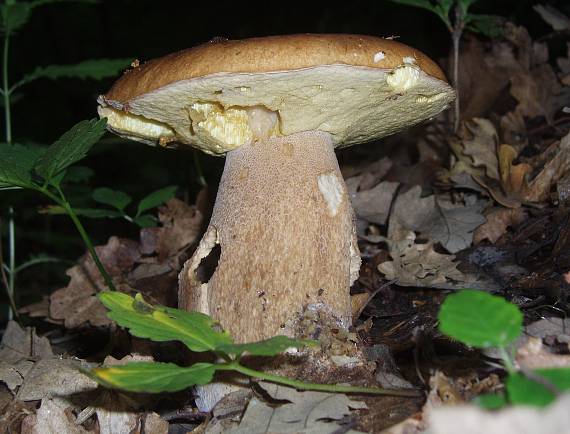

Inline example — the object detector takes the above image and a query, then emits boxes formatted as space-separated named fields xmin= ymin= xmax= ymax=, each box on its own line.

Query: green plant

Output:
xmin=0 ymin=119 xmax=117 ymax=291
xmin=88 ymin=291 xmax=422 ymax=397
xmin=388 ymin=0 xmax=503 ymax=132
xmin=438 ymin=290 xmax=570 ymax=408
xmin=44 ymin=185 xmax=178 ymax=228
xmin=0 ymin=0 xmax=132 ymax=316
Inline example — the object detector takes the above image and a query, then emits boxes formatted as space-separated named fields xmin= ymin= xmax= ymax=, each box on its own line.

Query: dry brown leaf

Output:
xmin=472 ymin=174 xmax=522 ymax=208
xmin=473 ymin=207 xmax=528 ymax=244
xmin=510 ymin=63 xmax=562 ymax=123
xmin=0 ymin=321 xmax=53 ymax=364
xmin=154 ymin=198 xmax=203 ymax=261
xmin=378 ymin=222 xmax=466 ymax=287
xmin=17 ymin=358 xmax=96 ymax=402
xmin=500 ymin=110 xmax=528 ymax=148
xmin=49 ymin=265 xmax=111 ymax=328
xmin=228 ymin=382 xmax=367 ymax=434
xmin=0 ymin=361 xmax=32 ymax=391
xmin=18 ymin=297 xmax=49 ymax=319
xmin=498 ymin=144 xmax=517 ymax=187
xmin=498 ymin=144 xmax=533 ymax=195
xmin=457 ymin=36 xmax=518 ymax=120
xmin=526 ymin=318 xmax=570 ymax=343
xmin=351 ymin=181 xmax=399 ymax=225
xmin=350 ymin=293 xmax=371 ymax=319
xmin=22 ymin=398 xmax=95 ymax=434
xmin=47 ymin=199 xmax=202 ymax=328
xmin=451 ymin=118 xmax=499 ymax=180
xmin=391 ymin=187 xmax=486 ymax=253
xmin=143 ymin=413 xmax=169 ymax=434
xmin=523 ymin=131 xmax=570 ymax=202
xmin=534 ymin=4 xmax=570 ymax=31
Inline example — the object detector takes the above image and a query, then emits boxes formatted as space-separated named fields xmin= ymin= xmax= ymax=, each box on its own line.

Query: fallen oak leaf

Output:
xmin=232 ymin=381 xmax=367 ymax=434
xmin=449 ymin=118 xmax=500 ymax=180
xmin=351 ymin=181 xmax=399 ymax=226
xmin=391 ymin=186 xmax=486 ymax=253
xmin=378 ymin=221 xmax=467 ymax=287
xmin=522 ymin=132 xmax=570 ymax=202
xmin=473 ymin=207 xmax=528 ymax=244
xmin=498 ymin=144 xmax=532 ymax=195
xmin=510 ymin=63 xmax=562 ymax=124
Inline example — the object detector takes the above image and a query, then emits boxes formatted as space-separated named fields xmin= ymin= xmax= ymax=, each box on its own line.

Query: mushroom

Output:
xmin=98 ymin=34 xmax=454 ymax=345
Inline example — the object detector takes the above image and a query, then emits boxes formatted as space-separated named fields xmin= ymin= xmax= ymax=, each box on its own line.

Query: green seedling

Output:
xmin=387 ymin=0 xmax=503 ymax=132
xmin=88 ymin=291 xmax=422 ymax=397
xmin=438 ymin=289 xmax=570 ymax=408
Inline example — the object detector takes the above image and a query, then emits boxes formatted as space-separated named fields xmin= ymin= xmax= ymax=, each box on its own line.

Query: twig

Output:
xmin=355 ymin=278 xmax=398 ymax=318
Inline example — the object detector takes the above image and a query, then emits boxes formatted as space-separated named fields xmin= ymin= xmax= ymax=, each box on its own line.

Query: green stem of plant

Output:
xmin=498 ymin=346 xmax=515 ymax=374
xmin=219 ymin=362 xmax=422 ymax=397
xmin=41 ymin=188 xmax=117 ymax=292
xmin=8 ymin=206 xmax=15 ymax=319
xmin=63 ymin=201 xmax=117 ymax=292
xmin=451 ymin=31 xmax=460 ymax=133
xmin=0 ymin=214 xmax=19 ymax=321
xmin=3 ymin=32 xmax=11 ymax=144
xmin=450 ymin=4 xmax=465 ymax=134
xmin=1 ymin=31 xmax=18 ymax=320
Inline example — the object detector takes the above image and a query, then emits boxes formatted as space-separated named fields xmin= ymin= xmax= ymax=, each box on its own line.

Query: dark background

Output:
xmin=1 ymin=0 xmax=566 ymax=311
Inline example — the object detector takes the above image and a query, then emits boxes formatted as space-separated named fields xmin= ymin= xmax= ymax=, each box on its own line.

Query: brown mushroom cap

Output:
xmin=98 ymin=33 xmax=455 ymax=154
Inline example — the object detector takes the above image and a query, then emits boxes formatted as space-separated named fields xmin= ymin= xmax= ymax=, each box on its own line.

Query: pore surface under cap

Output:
xmin=98 ymin=34 xmax=455 ymax=154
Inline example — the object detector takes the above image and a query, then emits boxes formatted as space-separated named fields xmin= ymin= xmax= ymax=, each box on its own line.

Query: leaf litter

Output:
xmin=7 ymin=10 xmax=570 ymax=433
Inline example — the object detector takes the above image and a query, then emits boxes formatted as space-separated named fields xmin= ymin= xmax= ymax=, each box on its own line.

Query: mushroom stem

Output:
xmin=180 ymin=130 xmax=360 ymax=343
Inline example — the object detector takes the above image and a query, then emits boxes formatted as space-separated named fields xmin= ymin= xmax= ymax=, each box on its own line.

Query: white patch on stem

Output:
xmin=317 ymin=172 xmax=344 ymax=217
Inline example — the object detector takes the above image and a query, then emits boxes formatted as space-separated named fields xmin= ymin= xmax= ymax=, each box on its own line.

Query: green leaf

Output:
xmin=133 ymin=214 xmax=157 ymax=228
xmin=136 ymin=185 xmax=177 ymax=216
xmin=1 ymin=3 xmax=31 ymax=33
xmin=438 ymin=290 xmax=523 ymax=348
xmin=457 ymin=0 xmax=476 ymax=16
xmin=0 ymin=143 xmax=44 ymax=188
xmin=93 ymin=188 xmax=132 ymax=211
xmin=98 ymin=292 xmax=233 ymax=352
xmin=89 ymin=362 xmax=216 ymax=393
xmin=1 ymin=0 xmax=96 ymax=34
xmin=475 ymin=393 xmax=507 ymax=409
xmin=30 ymin=0 xmax=97 ymax=9
xmin=63 ymin=166 xmax=94 ymax=184
xmin=41 ymin=205 xmax=123 ymax=219
xmin=13 ymin=58 xmax=132 ymax=91
xmin=217 ymin=335 xmax=317 ymax=357
xmin=387 ymin=0 xmax=452 ymax=28
xmin=35 ymin=118 xmax=107 ymax=182
xmin=465 ymin=14 xmax=504 ymax=38
xmin=507 ymin=368 xmax=570 ymax=407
